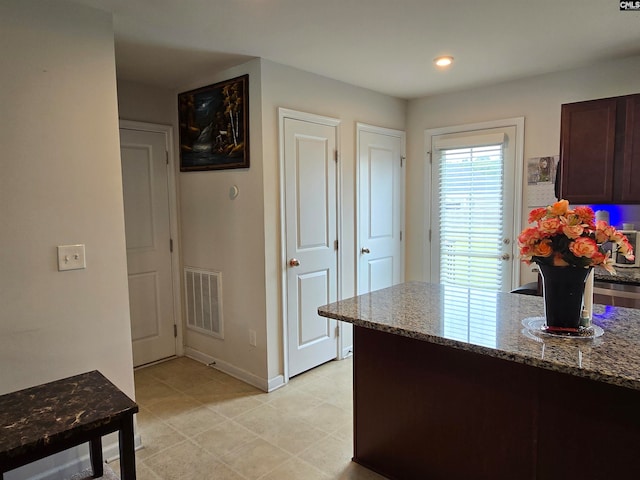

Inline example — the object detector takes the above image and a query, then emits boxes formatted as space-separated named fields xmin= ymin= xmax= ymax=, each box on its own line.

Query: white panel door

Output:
xmin=120 ymin=128 xmax=176 ymax=366
xmin=283 ymin=116 xmax=339 ymax=377
xmin=358 ymin=127 xmax=405 ymax=294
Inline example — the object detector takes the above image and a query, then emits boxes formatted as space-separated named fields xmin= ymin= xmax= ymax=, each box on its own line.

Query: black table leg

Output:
xmin=89 ymin=437 xmax=103 ymax=478
xmin=118 ymin=414 xmax=136 ymax=480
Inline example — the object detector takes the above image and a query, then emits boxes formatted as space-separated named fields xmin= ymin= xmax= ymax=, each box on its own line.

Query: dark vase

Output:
xmin=538 ymin=264 xmax=592 ymax=332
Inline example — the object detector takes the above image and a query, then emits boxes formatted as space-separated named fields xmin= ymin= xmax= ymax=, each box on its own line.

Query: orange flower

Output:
xmin=548 ymin=199 xmax=569 ymax=216
xmin=569 ymin=237 xmax=598 ymax=258
xmin=573 ymin=206 xmax=595 ymax=223
xmin=595 ymin=222 xmax=610 ymax=243
xmin=611 ymin=230 xmax=626 ymax=243
xmin=539 ymin=217 xmax=562 ymax=235
xmin=528 ymin=207 xmax=547 ymax=224
xmin=562 ymin=224 xmax=584 ymax=239
xmin=517 ymin=226 xmax=539 ymax=246
xmin=617 ymin=239 xmax=636 ymax=261
xmin=533 ymin=239 xmax=553 ymax=257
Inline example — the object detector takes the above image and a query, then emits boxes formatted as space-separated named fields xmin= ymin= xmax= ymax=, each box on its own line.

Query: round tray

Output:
xmin=521 ymin=317 xmax=604 ymax=339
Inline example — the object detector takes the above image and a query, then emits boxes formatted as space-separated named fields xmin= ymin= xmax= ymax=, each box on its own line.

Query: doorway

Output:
xmin=279 ymin=109 xmax=340 ymax=378
xmin=119 ymin=121 xmax=182 ymax=366
xmin=356 ymin=123 xmax=406 ymax=295
xmin=426 ymin=118 xmax=524 ymax=292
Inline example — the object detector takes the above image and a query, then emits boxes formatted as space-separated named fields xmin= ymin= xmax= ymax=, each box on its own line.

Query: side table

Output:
xmin=0 ymin=370 xmax=138 ymax=479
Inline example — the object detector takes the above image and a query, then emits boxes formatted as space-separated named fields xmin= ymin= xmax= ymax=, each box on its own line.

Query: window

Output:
xmin=436 ymin=134 xmax=505 ymax=290
xmin=427 ymin=121 xmax=523 ymax=292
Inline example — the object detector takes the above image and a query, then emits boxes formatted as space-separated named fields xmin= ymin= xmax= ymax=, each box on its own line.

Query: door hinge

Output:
xmin=400 ymin=156 xmax=405 ymax=167
xmin=173 ymin=324 xmax=178 ymax=337
xmin=400 ymin=231 xmax=403 ymax=241
xmin=335 ymin=325 xmax=339 ymax=337
xmin=170 ymin=238 xmax=173 ymax=252
xmin=334 ymin=150 xmax=339 ymax=163
xmin=334 ymin=239 xmax=339 ymax=250
xmin=165 ymin=150 xmax=169 ymax=165
xmin=427 ymin=151 xmax=432 ymax=165
xmin=429 ymin=229 xmax=432 ymax=242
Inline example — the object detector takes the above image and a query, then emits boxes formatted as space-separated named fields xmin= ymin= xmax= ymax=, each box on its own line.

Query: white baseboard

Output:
xmin=267 ymin=374 xmax=286 ymax=392
xmin=5 ymin=434 xmax=142 ymax=480
xmin=184 ymin=347 xmax=285 ymax=392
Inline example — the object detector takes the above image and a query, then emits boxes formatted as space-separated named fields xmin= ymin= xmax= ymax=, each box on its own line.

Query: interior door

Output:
xmin=120 ymin=128 xmax=176 ymax=366
xmin=357 ymin=126 xmax=405 ymax=294
xmin=283 ymin=114 xmax=339 ymax=378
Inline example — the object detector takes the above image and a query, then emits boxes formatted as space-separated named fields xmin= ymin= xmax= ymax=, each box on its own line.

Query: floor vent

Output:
xmin=184 ymin=267 xmax=223 ymax=338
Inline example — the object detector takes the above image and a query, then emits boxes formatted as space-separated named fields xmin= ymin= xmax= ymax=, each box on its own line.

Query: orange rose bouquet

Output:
xmin=518 ymin=199 xmax=634 ymax=274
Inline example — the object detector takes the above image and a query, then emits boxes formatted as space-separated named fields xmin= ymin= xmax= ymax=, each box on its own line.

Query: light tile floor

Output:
xmin=109 ymin=356 xmax=387 ymax=480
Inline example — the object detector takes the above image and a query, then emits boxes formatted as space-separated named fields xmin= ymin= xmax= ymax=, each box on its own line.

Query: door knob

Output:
xmin=501 ymin=253 xmax=511 ymax=261
xmin=361 ymin=247 xmax=371 ymax=254
xmin=289 ymin=258 xmax=300 ymax=267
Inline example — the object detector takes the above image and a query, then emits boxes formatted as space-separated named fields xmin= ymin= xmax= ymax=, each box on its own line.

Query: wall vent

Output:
xmin=184 ymin=267 xmax=223 ymax=338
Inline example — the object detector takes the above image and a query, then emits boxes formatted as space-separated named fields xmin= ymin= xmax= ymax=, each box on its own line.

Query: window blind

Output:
xmin=435 ymin=135 xmax=505 ymax=291
xmin=442 ymin=285 xmax=497 ymax=348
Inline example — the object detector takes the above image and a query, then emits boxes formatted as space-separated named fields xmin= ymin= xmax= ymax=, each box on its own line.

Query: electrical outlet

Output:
xmin=57 ymin=244 xmax=86 ymax=271
xmin=249 ymin=329 xmax=257 ymax=347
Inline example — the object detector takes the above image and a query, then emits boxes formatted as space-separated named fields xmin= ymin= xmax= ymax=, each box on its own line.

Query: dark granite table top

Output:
xmin=595 ymin=266 xmax=640 ymax=284
xmin=318 ymin=281 xmax=640 ymax=391
xmin=0 ymin=370 xmax=138 ymax=463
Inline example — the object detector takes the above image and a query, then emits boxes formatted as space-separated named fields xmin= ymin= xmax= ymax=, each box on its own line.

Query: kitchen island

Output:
xmin=318 ymin=282 xmax=640 ymax=480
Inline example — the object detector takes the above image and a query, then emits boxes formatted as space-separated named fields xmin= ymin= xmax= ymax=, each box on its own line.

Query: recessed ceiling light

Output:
xmin=434 ymin=56 xmax=454 ymax=68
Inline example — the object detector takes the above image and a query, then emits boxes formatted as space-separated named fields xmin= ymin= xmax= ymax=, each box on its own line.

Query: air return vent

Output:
xmin=184 ymin=267 xmax=223 ymax=338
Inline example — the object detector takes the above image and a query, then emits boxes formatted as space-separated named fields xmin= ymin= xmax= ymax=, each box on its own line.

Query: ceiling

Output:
xmin=72 ymin=0 xmax=640 ymax=99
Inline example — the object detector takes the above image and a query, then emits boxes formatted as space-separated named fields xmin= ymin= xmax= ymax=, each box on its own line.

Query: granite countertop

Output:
xmin=318 ymin=281 xmax=640 ymax=391
xmin=595 ymin=266 xmax=640 ymax=284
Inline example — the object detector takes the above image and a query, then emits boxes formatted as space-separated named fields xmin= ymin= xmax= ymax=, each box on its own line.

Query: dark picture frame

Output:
xmin=178 ymin=74 xmax=249 ymax=171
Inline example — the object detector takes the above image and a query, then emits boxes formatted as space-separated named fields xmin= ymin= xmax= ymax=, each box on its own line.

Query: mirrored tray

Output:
xmin=522 ymin=317 xmax=604 ymax=339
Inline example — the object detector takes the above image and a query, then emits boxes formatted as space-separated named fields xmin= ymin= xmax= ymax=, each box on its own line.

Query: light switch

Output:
xmin=57 ymin=244 xmax=86 ymax=271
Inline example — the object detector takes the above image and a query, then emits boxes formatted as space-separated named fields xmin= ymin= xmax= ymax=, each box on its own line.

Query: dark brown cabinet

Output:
xmin=559 ymin=94 xmax=640 ymax=204
xmin=622 ymin=95 xmax=640 ymax=202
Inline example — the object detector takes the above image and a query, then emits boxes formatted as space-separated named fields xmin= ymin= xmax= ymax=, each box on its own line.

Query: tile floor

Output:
xmin=109 ymin=356 xmax=387 ymax=480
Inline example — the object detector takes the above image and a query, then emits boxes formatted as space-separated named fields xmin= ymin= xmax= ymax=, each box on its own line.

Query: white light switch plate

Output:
xmin=57 ymin=244 xmax=86 ymax=271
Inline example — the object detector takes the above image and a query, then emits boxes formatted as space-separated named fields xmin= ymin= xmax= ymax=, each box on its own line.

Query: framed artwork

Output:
xmin=178 ymin=74 xmax=249 ymax=171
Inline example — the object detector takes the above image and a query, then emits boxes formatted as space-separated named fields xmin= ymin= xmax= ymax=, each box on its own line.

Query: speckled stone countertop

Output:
xmin=318 ymin=281 xmax=640 ymax=391
xmin=595 ymin=266 xmax=640 ymax=284
xmin=0 ymin=370 xmax=138 ymax=466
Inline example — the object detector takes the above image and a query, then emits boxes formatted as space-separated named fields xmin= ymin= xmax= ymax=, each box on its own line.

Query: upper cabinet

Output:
xmin=559 ymin=94 xmax=640 ymax=204
xmin=622 ymin=95 xmax=640 ymax=203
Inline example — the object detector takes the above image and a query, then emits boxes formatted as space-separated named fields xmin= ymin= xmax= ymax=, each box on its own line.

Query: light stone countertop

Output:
xmin=318 ymin=281 xmax=640 ymax=391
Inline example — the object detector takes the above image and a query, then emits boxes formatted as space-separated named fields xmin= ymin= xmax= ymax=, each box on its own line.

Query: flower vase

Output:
xmin=538 ymin=264 xmax=592 ymax=333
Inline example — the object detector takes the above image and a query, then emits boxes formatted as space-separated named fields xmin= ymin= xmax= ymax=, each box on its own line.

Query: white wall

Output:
xmin=406 ymin=55 xmax=640 ymax=285
xmin=260 ymin=59 xmax=407 ymax=380
xmin=117 ymin=79 xmax=175 ymax=126
xmin=0 ymin=1 xmax=134 ymax=478
xmin=175 ymin=60 xmax=270 ymax=384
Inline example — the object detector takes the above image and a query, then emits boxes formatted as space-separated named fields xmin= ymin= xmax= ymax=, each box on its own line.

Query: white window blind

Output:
xmin=435 ymin=133 xmax=505 ymax=291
